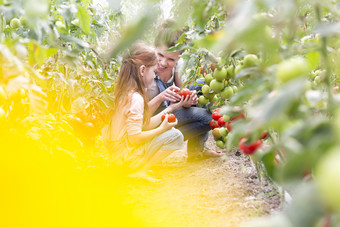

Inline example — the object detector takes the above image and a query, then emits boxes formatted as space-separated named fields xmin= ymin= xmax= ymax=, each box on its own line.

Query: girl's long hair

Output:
xmin=110 ymin=43 xmax=157 ymax=125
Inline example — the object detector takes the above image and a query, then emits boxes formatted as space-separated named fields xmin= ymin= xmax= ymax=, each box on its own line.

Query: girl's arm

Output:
xmin=144 ymin=96 xmax=189 ymax=130
xmin=148 ymin=85 xmax=181 ymax=114
xmin=127 ymin=115 xmax=177 ymax=145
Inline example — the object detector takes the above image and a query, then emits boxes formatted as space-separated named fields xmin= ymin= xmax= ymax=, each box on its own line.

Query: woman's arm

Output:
xmin=174 ymin=72 xmax=183 ymax=88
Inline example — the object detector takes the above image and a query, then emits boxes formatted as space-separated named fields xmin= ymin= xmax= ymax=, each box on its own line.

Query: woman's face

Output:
xmin=142 ymin=64 xmax=157 ymax=87
xmin=155 ymin=45 xmax=181 ymax=75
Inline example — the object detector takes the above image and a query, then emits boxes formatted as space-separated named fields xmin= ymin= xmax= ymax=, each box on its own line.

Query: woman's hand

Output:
xmin=183 ymin=90 xmax=198 ymax=108
xmin=160 ymin=85 xmax=181 ymax=103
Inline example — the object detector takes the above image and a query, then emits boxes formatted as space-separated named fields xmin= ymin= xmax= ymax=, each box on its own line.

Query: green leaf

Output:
xmin=107 ymin=15 xmax=154 ymax=58
xmin=306 ymin=51 xmax=320 ymax=70
xmin=285 ymin=182 xmax=326 ymax=227
xmin=76 ymin=5 xmax=92 ymax=35
xmin=247 ymin=78 xmax=306 ymax=127
xmin=165 ymin=43 xmax=187 ymax=53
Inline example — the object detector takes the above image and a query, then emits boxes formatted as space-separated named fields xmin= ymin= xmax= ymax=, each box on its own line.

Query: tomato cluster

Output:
xmin=209 ymin=108 xmax=230 ymax=149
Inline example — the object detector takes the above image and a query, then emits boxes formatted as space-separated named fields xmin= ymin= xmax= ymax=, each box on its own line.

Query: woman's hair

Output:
xmin=154 ymin=19 xmax=187 ymax=49
xmin=112 ymin=43 xmax=157 ymax=125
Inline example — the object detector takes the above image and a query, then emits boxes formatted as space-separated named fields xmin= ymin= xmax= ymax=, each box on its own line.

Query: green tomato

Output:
xmin=213 ymin=67 xmax=227 ymax=82
xmin=210 ymin=79 xmax=224 ymax=93
xmin=231 ymin=85 xmax=238 ymax=93
xmin=243 ymin=54 xmax=260 ymax=67
xmin=202 ymin=84 xmax=210 ymax=95
xmin=316 ymin=149 xmax=340 ymax=210
xmin=222 ymin=135 xmax=228 ymax=143
xmin=216 ymin=140 xmax=225 ymax=149
xmin=222 ymin=114 xmax=230 ymax=122
xmin=198 ymin=95 xmax=209 ymax=105
xmin=224 ymin=80 xmax=229 ymax=87
xmin=276 ymin=56 xmax=311 ymax=83
xmin=10 ymin=18 xmax=20 ymax=29
xmin=20 ymin=16 xmax=28 ymax=27
xmin=219 ymin=127 xmax=227 ymax=137
xmin=204 ymin=92 xmax=215 ymax=99
xmin=212 ymin=128 xmax=222 ymax=139
xmin=234 ymin=64 xmax=243 ymax=76
xmin=227 ymin=65 xmax=235 ymax=79
xmin=211 ymin=95 xmax=218 ymax=103
xmin=220 ymin=86 xmax=234 ymax=99
xmin=204 ymin=73 xmax=214 ymax=85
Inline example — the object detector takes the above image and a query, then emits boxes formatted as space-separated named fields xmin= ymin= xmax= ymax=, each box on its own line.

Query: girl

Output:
xmin=102 ymin=43 xmax=187 ymax=183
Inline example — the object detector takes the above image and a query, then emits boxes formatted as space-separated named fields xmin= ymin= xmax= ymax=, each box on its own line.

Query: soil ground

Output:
xmin=117 ymin=134 xmax=282 ymax=227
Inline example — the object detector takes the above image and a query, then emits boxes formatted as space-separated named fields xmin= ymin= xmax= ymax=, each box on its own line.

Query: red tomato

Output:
xmin=225 ymin=121 xmax=232 ymax=132
xmin=179 ymin=88 xmax=192 ymax=98
xmin=168 ymin=113 xmax=176 ymax=123
xmin=212 ymin=111 xmax=222 ymax=121
xmin=217 ymin=117 xmax=226 ymax=127
xmin=239 ymin=138 xmax=262 ymax=155
xmin=209 ymin=120 xmax=219 ymax=129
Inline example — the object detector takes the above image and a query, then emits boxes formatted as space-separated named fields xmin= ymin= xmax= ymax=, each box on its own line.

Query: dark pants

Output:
xmin=171 ymin=78 xmax=210 ymax=156
xmin=173 ymin=106 xmax=212 ymax=156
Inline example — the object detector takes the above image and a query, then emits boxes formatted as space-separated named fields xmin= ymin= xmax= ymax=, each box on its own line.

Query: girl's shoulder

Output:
xmin=131 ymin=91 xmax=144 ymax=102
xmin=130 ymin=92 xmax=145 ymax=109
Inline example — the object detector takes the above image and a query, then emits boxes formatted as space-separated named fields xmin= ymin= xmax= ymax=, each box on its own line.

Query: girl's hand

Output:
xmin=168 ymin=95 xmax=186 ymax=111
xmin=161 ymin=85 xmax=181 ymax=103
xmin=159 ymin=114 xmax=178 ymax=131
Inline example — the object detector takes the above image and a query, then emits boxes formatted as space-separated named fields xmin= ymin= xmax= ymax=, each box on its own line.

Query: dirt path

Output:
xmin=117 ymin=135 xmax=281 ymax=227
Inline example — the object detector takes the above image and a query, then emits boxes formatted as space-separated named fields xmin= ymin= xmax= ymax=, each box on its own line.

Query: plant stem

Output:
xmin=315 ymin=4 xmax=334 ymax=112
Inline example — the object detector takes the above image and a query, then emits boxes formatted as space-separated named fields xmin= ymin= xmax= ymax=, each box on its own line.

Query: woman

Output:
xmin=147 ymin=19 xmax=224 ymax=161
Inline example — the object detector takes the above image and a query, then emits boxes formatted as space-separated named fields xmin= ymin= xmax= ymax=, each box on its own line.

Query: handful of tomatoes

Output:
xmin=161 ymin=113 xmax=176 ymax=123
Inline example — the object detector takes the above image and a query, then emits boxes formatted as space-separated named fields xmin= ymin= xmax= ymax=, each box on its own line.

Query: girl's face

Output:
xmin=142 ymin=64 xmax=157 ymax=87
xmin=155 ymin=45 xmax=181 ymax=75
